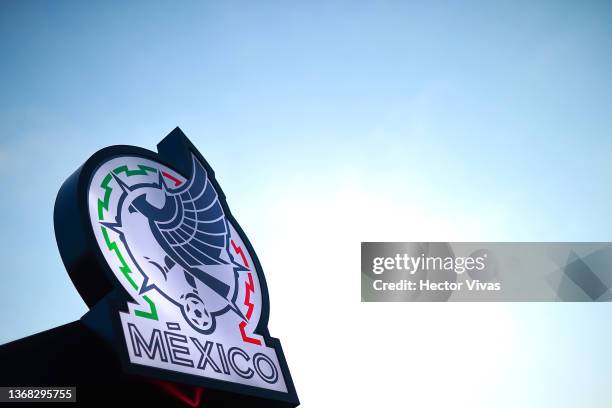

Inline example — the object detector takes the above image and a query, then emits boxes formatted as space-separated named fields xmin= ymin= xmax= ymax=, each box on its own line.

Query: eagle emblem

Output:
xmin=102 ymin=155 xmax=246 ymax=334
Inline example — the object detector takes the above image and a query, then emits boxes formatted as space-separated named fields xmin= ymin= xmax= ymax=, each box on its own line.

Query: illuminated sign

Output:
xmin=54 ymin=128 xmax=298 ymax=405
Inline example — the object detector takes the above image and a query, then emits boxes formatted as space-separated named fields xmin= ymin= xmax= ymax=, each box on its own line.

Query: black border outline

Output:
xmin=54 ymin=127 xmax=299 ymax=406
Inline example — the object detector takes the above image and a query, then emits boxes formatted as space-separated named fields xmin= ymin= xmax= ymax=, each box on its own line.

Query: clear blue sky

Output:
xmin=1 ymin=1 xmax=612 ymax=407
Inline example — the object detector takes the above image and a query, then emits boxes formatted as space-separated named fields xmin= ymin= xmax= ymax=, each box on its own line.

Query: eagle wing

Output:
xmin=153 ymin=156 xmax=229 ymax=268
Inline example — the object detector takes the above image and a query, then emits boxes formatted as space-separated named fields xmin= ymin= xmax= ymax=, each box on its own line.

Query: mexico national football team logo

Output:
xmin=54 ymin=128 xmax=298 ymax=405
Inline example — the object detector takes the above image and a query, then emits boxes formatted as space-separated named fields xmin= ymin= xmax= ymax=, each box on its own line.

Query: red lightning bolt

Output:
xmin=231 ymin=239 xmax=262 ymax=346
xmin=231 ymin=239 xmax=249 ymax=268
xmin=161 ymin=171 xmax=183 ymax=187
xmin=244 ymin=272 xmax=256 ymax=320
